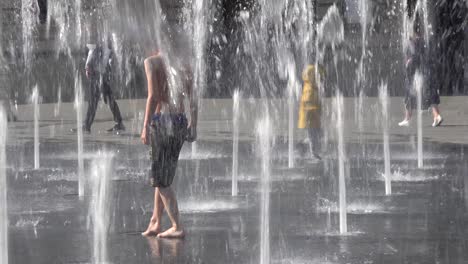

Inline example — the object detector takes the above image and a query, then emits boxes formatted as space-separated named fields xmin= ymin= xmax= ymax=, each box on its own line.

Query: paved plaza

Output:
xmin=3 ymin=97 xmax=468 ymax=263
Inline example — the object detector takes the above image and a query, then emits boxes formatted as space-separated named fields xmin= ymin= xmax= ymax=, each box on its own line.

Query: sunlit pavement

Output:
xmin=5 ymin=97 xmax=468 ymax=263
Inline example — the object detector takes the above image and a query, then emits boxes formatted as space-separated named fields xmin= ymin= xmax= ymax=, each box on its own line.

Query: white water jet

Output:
xmin=357 ymin=89 xmax=365 ymax=139
xmin=335 ymin=92 xmax=347 ymax=234
xmin=417 ymin=0 xmax=430 ymax=47
xmin=317 ymin=6 xmax=344 ymax=46
xmin=315 ymin=5 xmax=344 ymax=151
xmin=32 ymin=85 xmax=40 ymax=169
xmin=190 ymin=0 xmax=211 ymax=158
xmin=402 ymin=0 xmax=410 ymax=56
xmin=89 ymin=152 xmax=114 ymax=264
xmin=379 ymin=82 xmax=392 ymax=195
xmin=74 ymin=74 xmax=84 ymax=197
xmin=287 ymin=72 xmax=295 ymax=168
xmin=414 ymin=72 xmax=424 ymax=168
xmin=54 ymin=86 xmax=61 ymax=117
xmin=316 ymin=6 xmax=347 ymax=233
xmin=356 ymin=0 xmax=368 ymax=128
xmin=355 ymin=0 xmax=368 ymax=123
xmin=232 ymin=90 xmax=240 ymax=196
xmin=21 ymin=0 xmax=39 ymax=71
xmin=0 ymin=107 xmax=8 ymax=264
xmin=402 ymin=0 xmax=431 ymax=58
xmin=257 ymin=115 xmax=273 ymax=264
xmin=50 ymin=0 xmax=84 ymax=50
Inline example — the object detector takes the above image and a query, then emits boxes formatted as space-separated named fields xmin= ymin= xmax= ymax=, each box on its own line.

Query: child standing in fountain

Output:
xmin=140 ymin=39 xmax=197 ymax=238
xmin=298 ymin=65 xmax=322 ymax=160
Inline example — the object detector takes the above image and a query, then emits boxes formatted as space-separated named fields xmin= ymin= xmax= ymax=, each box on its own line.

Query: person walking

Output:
xmin=72 ymin=36 xmax=125 ymax=133
xmin=140 ymin=45 xmax=197 ymax=238
xmin=298 ymin=64 xmax=322 ymax=160
xmin=398 ymin=17 xmax=443 ymax=128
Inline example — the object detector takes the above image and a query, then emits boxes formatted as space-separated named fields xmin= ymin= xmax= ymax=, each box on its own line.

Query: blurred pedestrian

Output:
xmin=398 ymin=16 xmax=443 ymax=127
xmin=298 ymin=64 xmax=322 ymax=160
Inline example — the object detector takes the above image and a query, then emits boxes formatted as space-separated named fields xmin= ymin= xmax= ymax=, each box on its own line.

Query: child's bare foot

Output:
xmin=157 ymin=226 xmax=185 ymax=239
xmin=141 ymin=220 xmax=160 ymax=237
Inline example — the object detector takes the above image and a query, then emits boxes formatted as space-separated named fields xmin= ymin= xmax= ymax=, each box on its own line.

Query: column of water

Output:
xmin=74 ymin=75 xmax=84 ymax=197
xmin=191 ymin=0 xmax=211 ymax=158
xmin=54 ymin=87 xmax=61 ymax=117
xmin=414 ymin=72 xmax=424 ymax=168
xmin=316 ymin=5 xmax=344 ymax=153
xmin=32 ymin=85 xmax=40 ymax=169
xmin=419 ymin=0 xmax=430 ymax=47
xmin=379 ymin=83 xmax=392 ymax=195
xmin=89 ymin=152 xmax=114 ymax=263
xmin=288 ymin=79 xmax=294 ymax=168
xmin=232 ymin=91 xmax=240 ymax=196
xmin=356 ymin=0 xmax=368 ymax=127
xmin=402 ymin=0 xmax=409 ymax=56
xmin=0 ymin=107 xmax=8 ymax=264
xmin=336 ymin=93 xmax=347 ymax=234
xmin=257 ymin=115 xmax=272 ymax=264
xmin=21 ymin=0 xmax=39 ymax=72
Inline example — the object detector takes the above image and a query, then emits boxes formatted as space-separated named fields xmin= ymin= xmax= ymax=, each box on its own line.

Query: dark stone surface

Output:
xmin=4 ymin=131 xmax=468 ymax=263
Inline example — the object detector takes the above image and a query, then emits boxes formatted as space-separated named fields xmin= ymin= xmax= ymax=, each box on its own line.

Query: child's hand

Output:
xmin=141 ymin=127 xmax=150 ymax=145
xmin=186 ymin=124 xmax=197 ymax=142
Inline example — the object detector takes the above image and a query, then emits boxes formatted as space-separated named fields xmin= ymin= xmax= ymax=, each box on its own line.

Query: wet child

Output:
xmin=298 ymin=64 xmax=322 ymax=160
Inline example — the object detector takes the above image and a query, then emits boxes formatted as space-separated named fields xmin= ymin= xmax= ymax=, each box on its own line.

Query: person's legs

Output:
xmin=144 ymin=115 xmax=186 ymax=238
xmin=142 ymin=188 xmax=164 ymax=236
xmin=157 ymin=186 xmax=184 ymax=238
xmin=84 ymin=78 xmax=100 ymax=131
xmin=431 ymin=104 xmax=443 ymax=127
xmin=399 ymin=95 xmax=414 ymax=126
xmin=405 ymin=108 xmax=412 ymax=121
xmin=308 ymin=128 xmax=321 ymax=159
xmin=102 ymin=80 xmax=124 ymax=131
xmin=432 ymin=105 xmax=440 ymax=117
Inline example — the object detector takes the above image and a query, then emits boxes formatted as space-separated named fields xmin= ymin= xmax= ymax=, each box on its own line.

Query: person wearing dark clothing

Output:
xmin=74 ymin=41 xmax=125 ymax=133
xmin=398 ymin=19 xmax=443 ymax=127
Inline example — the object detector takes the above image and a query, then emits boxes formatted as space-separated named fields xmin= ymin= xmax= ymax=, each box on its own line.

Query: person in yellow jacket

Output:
xmin=298 ymin=64 xmax=322 ymax=160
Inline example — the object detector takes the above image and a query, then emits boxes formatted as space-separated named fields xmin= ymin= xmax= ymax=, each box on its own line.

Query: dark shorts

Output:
xmin=149 ymin=113 xmax=187 ymax=188
xmin=404 ymin=93 xmax=417 ymax=111
xmin=405 ymin=64 xmax=440 ymax=111
xmin=404 ymin=88 xmax=440 ymax=111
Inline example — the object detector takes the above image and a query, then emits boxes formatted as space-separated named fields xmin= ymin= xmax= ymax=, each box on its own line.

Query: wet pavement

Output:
xmin=4 ymin=98 xmax=468 ymax=263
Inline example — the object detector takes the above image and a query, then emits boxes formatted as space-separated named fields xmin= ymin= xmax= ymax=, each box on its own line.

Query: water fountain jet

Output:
xmin=32 ymin=85 xmax=40 ymax=169
xmin=190 ymin=0 xmax=211 ymax=158
xmin=89 ymin=152 xmax=114 ymax=263
xmin=232 ymin=90 xmax=240 ymax=196
xmin=257 ymin=114 xmax=273 ymax=264
xmin=335 ymin=92 xmax=347 ymax=234
xmin=379 ymin=82 xmax=392 ymax=195
xmin=74 ymin=73 xmax=85 ymax=197
xmin=0 ymin=107 xmax=8 ymax=264
xmin=287 ymin=72 xmax=295 ymax=168
xmin=414 ymin=72 xmax=424 ymax=168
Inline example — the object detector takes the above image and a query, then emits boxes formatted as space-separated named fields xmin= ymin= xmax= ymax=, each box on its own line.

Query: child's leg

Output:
xmin=308 ymin=128 xmax=321 ymax=158
xmin=431 ymin=104 xmax=440 ymax=118
xmin=405 ymin=108 xmax=412 ymax=121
